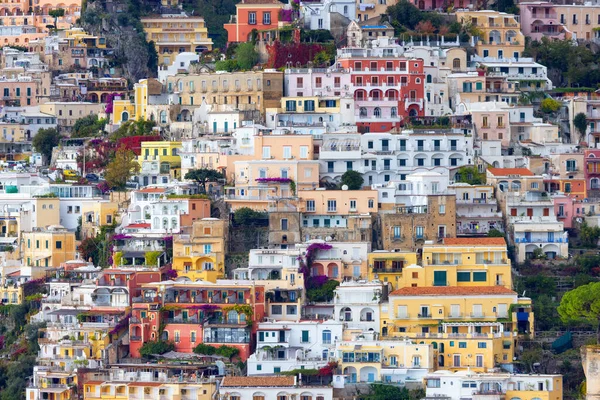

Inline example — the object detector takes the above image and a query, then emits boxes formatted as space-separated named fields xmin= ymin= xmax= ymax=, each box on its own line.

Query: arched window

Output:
xmin=162 ymin=218 xmax=168 ymax=229
xmin=121 ymin=111 xmax=129 ymax=122
xmin=453 ymin=58 xmax=461 ymax=69
xmin=160 ymin=110 xmax=167 ymax=124
xmin=171 ymin=218 xmax=178 ymax=229
xmin=343 ymin=5 xmax=348 ymax=14
xmin=227 ymin=310 xmax=238 ymax=323
xmin=511 ymin=181 xmax=521 ymax=190
xmin=391 ymin=107 xmax=397 ymax=118
xmin=374 ymin=107 xmax=381 ymax=118
xmin=359 ymin=107 xmax=367 ymax=118
xmin=426 ymin=74 xmax=432 ymax=83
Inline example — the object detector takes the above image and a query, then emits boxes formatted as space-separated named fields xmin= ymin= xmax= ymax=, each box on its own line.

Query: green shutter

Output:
xmin=433 ymin=271 xmax=447 ymax=286
xmin=457 ymin=271 xmax=471 ymax=282
xmin=473 ymin=272 xmax=487 ymax=282
xmin=259 ymin=332 xmax=264 ymax=341
xmin=302 ymin=330 xmax=309 ymax=342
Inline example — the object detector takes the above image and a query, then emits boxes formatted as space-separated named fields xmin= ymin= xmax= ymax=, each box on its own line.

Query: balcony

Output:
xmin=418 ymin=313 xmax=432 ymax=318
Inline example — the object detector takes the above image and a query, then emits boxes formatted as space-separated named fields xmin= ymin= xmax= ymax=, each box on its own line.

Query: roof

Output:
xmin=488 ymin=168 xmax=534 ymax=177
xmin=138 ymin=188 xmax=165 ymax=193
xmin=84 ymin=380 xmax=105 ymax=385
xmin=442 ymin=237 xmax=506 ymax=246
xmin=128 ymin=382 xmax=163 ymax=387
xmin=126 ymin=223 xmax=151 ymax=228
xmin=239 ymin=0 xmax=282 ymax=4
xmin=390 ymin=286 xmax=516 ymax=297
xmin=221 ymin=376 xmax=296 ymax=388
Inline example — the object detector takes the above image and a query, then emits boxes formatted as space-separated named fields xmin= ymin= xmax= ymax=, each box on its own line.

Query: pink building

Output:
xmin=461 ymin=101 xmax=511 ymax=148
xmin=0 ymin=77 xmax=39 ymax=107
xmin=520 ymin=2 xmax=568 ymax=41
xmin=554 ymin=195 xmax=589 ymax=229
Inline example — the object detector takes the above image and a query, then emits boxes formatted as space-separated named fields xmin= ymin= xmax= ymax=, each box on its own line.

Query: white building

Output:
xmin=474 ymin=56 xmax=553 ymax=92
xmin=334 ymin=280 xmax=384 ymax=334
xmin=512 ymin=217 xmax=568 ymax=261
xmin=301 ymin=0 xmax=356 ymax=31
xmin=449 ymin=183 xmax=503 ymax=235
xmin=247 ymin=319 xmax=343 ymax=375
xmin=424 ymin=370 xmax=562 ymax=400
xmin=219 ymin=376 xmax=333 ymax=400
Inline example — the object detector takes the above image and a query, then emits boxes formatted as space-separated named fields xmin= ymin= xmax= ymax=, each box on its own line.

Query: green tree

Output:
xmin=341 ymin=170 xmax=364 ymax=190
xmin=79 ymin=236 xmax=100 ymax=264
xmin=215 ymin=59 xmax=239 ymax=72
xmin=147 ymin=40 xmax=158 ymax=73
xmin=215 ymin=345 xmax=240 ymax=360
xmin=362 ymin=384 xmax=410 ymax=400
xmin=233 ymin=207 xmax=267 ymax=226
xmin=104 ymin=147 xmax=140 ymax=190
xmin=487 ymin=229 xmax=504 ymax=238
xmin=579 ymin=222 xmax=600 ymax=247
xmin=234 ymin=42 xmax=259 ymax=70
xmin=306 ymin=279 xmax=340 ymax=302
xmin=110 ymin=120 xmax=156 ymax=141
xmin=540 ymin=97 xmax=562 ymax=113
xmin=574 ymin=112 xmax=588 ymax=142
xmin=454 ymin=166 xmax=485 ymax=185
xmin=193 ymin=343 xmax=217 ymax=355
xmin=48 ymin=8 xmax=65 ymax=29
xmin=558 ymin=282 xmax=600 ymax=342
xmin=184 ymin=168 xmax=224 ymax=193
xmin=32 ymin=127 xmax=61 ymax=164
xmin=139 ymin=340 xmax=175 ymax=357
xmin=72 ymin=114 xmax=107 ymax=138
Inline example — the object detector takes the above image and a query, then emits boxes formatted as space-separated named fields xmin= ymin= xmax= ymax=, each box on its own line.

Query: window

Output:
xmin=368 ymin=199 xmax=374 ymax=208
xmin=301 ymin=330 xmax=309 ymax=343
xmin=306 ymin=200 xmax=315 ymax=212
xmin=439 ymin=204 xmax=445 ymax=214
xmin=248 ymin=11 xmax=256 ymax=24
xmin=327 ymin=200 xmax=337 ymax=212
xmin=322 ymin=330 xmax=332 ymax=344
xmin=473 ymin=271 xmax=487 ymax=282
xmin=262 ymin=146 xmax=271 ymax=159
xmin=56 ymin=241 xmax=62 ymax=249
xmin=415 ymin=226 xmax=424 ymax=239
xmin=459 ymin=342 xmax=467 ymax=348
xmin=457 ymin=271 xmax=471 ymax=282
xmin=300 ymin=146 xmax=308 ymax=159
xmin=281 ymin=219 xmax=288 ymax=230
xmin=566 ymin=159 xmax=577 ymax=172
xmin=478 ymin=342 xmax=487 ymax=348
xmin=393 ymin=226 xmax=401 ymax=238
xmin=283 ymin=146 xmax=292 ymax=159
xmin=204 ymin=244 xmax=212 ymax=254
xmin=263 ymin=11 xmax=271 ymax=25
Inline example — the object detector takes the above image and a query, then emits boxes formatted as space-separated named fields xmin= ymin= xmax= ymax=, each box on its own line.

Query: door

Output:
xmin=453 ymin=354 xmax=461 ymax=367
xmin=213 ymin=121 xmax=217 ymax=133
xmin=397 ymin=305 xmax=408 ymax=318
xmin=367 ymin=373 xmax=375 ymax=382
xmin=476 ymin=354 xmax=484 ymax=368
xmin=279 ymin=330 xmax=285 ymax=343
xmin=224 ymin=121 xmax=228 ymax=133
xmin=472 ymin=304 xmax=483 ymax=318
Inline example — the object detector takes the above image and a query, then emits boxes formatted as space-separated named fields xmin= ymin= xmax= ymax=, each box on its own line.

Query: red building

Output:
xmin=130 ymin=281 xmax=266 ymax=360
xmin=585 ymin=149 xmax=600 ymax=198
xmin=337 ymin=55 xmax=425 ymax=133
xmin=224 ymin=0 xmax=287 ymax=44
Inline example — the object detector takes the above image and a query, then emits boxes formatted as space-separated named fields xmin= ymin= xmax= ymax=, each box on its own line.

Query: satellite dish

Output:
xmin=342 ymin=185 xmax=349 ymax=190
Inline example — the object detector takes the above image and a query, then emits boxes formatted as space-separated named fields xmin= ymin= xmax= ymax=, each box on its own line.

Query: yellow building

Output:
xmin=26 ymin=367 xmax=77 ymax=400
xmin=380 ymin=237 xmax=533 ymax=372
xmin=81 ymin=201 xmax=118 ymax=239
xmin=172 ymin=218 xmax=228 ymax=282
xmin=63 ymin=27 xmax=108 ymax=49
xmin=141 ymin=13 xmax=213 ymax=66
xmin=386 ymin=285 xmax=531 ymax=371
xmin=137 ymin=140 xmax=182 ymax=180
xmin=111 ymin=79 xmax=153 ymax=125
xmin=338 ymin=337 xmax=434 ymax=384
xmin=21 ymin=226 xmax=76 ymax=268
xmin=367 ymin=250 xmax=418 ymax=290
xmin=456 ymin=10 xmax=525 ymax=58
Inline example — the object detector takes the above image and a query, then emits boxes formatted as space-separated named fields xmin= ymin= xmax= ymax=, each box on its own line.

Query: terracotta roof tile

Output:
xmin=138 ymin=188 xmax=166 ymax=193
xmin=240 ymin=0 xmax=281 ymax=4
xmin=441 ymin=237 xmax=506 ymax=246
xmin=488 ymin=168 xmax=534 ymax=176
xmin=126 ymin=223 xmax=151 ymax=228
xmin=128 ymin=382 xmax=163 ymax=387
xmin=221 ymin=376 xmax=295 ymax=387
xmin=390 ymin=286 xmax=516 ymax=297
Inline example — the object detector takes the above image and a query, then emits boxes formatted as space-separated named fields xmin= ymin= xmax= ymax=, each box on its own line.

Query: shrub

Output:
xmin=139 ymin=340 xmax=174 ymax=357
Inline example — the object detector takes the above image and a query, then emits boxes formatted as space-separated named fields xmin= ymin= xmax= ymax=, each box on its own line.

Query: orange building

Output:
xmin=224 ymin=0 xmax=287 ymax=44
xmin=130 ymin=281 xmax=266 ymax=360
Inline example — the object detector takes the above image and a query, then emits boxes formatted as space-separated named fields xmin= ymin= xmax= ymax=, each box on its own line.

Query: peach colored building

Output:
xmin=0 ymin=69 xmax=51 ymax=106
xmin=225 ymin=133 xmax=320 ymax=211
xmin=224 ymin=0 xmax=288 ymax=44
xmin=297 ymin=189 xmax=378 ymax=215
xmin=460 ymin=102 xmax=510 ymax=148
